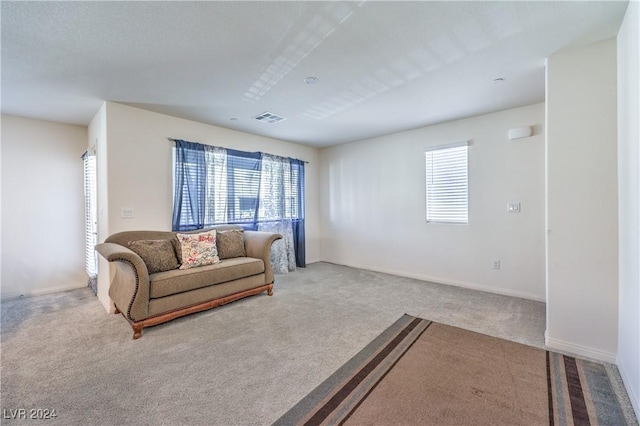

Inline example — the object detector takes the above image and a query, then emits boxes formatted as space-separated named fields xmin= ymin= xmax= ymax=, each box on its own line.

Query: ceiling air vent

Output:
xmin=253 ymin=111 xmax=286 ymax=123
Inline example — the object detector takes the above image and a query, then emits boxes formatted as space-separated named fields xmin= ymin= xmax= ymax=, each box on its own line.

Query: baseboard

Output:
xmin=332 ymin=261 xmax=545 ymax=302
xmin=545 ymin=333 xmax=617 ymax=364
xmin=97 ymin=293 xmax=114 ymax=313
xmin=1 ymin=283 xmax=87 ymax=301
xmin=617 ymin=356 xmax=640 ymax=421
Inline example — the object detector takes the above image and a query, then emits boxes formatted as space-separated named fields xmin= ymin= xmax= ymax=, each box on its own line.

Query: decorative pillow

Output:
xmin=216 ymin=229 xmax=246 ymax=259
xmin=171 ymin=237 xmax=183 ymax=264
xmin=176 ymin=230 xmax=220 ymax=269
xmin=128 ymin=239 xmax=180 ymax=274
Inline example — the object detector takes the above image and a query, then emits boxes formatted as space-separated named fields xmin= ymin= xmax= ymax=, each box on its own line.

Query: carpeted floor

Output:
xmin=1 ymin=262 xmax=637 ymax=425
xmin=276 ymin=315 xmax=628 ymax=425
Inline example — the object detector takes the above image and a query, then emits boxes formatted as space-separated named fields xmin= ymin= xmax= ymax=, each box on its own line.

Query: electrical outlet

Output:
xmin=491 ymin=259 xmax=501 ymax=270
xmin=121 ymin=208 xmax=134 ymax=219
xmin=507 ymin=202 xmax=521 ymax=213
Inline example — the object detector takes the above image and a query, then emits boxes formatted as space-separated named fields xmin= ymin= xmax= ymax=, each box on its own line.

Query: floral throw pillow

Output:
xmin=176 ymin=230 xmax=220 ymax=269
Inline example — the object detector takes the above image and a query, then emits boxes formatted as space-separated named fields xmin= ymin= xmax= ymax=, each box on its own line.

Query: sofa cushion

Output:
xmin=128 ymin=239 xmax=179 ymax=274
xmin=149 ymin=257 xmax=265 ymax=299
xmin=148 ymin=274 xmax=267 ymax=317
xmin=176 ymin=230 xmax=220 ymax=269
xmin=216 ymin=229 xmax=246 ymax=259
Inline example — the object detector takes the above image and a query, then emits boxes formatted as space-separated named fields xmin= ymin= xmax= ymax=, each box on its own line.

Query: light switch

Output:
xmin=507 ymin=202 xmax=521 ymax=213
xmin=121 ymin=208 xmax=134 ymax=219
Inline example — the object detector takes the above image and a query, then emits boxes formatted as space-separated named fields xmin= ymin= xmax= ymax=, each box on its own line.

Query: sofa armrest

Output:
xmin=243 ymin=231 xmax=283 ymax=284
xmin=95 ymin=242 xmax=150 ymax=322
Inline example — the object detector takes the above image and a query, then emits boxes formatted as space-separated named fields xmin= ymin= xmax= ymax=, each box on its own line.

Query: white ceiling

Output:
xmin=1 ymin=1 xmax=628 ymax=148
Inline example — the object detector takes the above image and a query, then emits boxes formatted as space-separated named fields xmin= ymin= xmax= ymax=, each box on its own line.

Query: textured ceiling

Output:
xmin=1 ymin=1 xmax=628 ymax=147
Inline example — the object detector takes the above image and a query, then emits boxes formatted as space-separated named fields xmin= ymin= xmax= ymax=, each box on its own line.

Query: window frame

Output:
xmin=82 ymin=151 xmax=98 ymax=280
xmin=424 ymin=141 xmax=469 ymax=225
xmin=172 ymin=144 xmax=304 ymax=231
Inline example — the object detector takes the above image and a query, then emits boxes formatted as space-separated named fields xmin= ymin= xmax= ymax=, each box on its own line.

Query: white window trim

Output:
xmin=83 ymin=151 xmax=98 ymax=278
xmin=425 ymin=141 xmax=469 ymax=225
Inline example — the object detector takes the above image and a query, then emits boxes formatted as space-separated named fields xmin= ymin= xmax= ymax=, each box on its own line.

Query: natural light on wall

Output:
xmin=82 ymin=151 xmax=98 ymax=282
xmin=425 ymin=141 xmax=469 ymax=224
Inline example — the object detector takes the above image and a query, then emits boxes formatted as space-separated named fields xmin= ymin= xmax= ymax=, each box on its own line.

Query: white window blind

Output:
xmin=83 ymin=153 xmax=98 ymax=278
xmin=425 ymin=143 xmax=468 ymax=224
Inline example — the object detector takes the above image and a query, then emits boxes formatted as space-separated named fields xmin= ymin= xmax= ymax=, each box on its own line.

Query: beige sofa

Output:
xmin=95 ymin=225 xmax=281 ymax=339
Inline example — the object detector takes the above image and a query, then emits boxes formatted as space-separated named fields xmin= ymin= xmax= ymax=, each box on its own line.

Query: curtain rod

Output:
xmin=168 ymin=137 xmax=309 ymax=164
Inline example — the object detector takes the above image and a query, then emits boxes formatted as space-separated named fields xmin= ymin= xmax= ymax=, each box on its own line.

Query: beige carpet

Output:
xmin=1 ymin=263 xmax=637 ymax=425
xmin=275 ymin=315 xmax=628 ymax=425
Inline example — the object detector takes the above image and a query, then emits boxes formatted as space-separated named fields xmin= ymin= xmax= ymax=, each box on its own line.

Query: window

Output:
xmin=82 ymin=151 xmax=98 ymax=293
xmin=238 ymin=197 xmax=258 ymax=216
xmin=178 ymin=149 xmax=303 ymax=227
xmin=425 ymin=142 xmax=468 ymax=224
xmin=172 ymin=140 xmax=306 ymax=269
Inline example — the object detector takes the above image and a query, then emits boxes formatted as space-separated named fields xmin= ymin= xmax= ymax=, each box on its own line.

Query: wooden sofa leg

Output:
xmin=132 ymin=323 xmax=143 ymax=340
xmin=114 ymin=306 xmax=121 ymax=315
xmin=267 ymin=286 xmax=273 ymax=296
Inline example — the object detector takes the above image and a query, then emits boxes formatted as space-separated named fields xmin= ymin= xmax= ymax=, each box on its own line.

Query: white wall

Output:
xmin=1 ymin=115 xmax=88 ymax=298
xmin=617 ymin=0 xmax=640 ymax=417
xmin=88 ymin=103 xmax=111 ymax=310
xmin=319 ymin=103 xmax=546 ymax=301
xmin=545 ymin=39 xmax=619 ymax=362
xmin=95 ymin=102 xmax=321 ymax=307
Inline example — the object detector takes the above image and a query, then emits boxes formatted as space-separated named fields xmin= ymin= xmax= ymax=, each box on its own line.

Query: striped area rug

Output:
xmin=274 ymin=315 xmax=627 ymax=426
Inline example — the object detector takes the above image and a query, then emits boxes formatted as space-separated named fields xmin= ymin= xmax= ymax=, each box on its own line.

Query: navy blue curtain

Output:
xmin=172 ymin=141 xmax=306 ymax=267
xmin=290 ymin=158 xmax=306 ymax=267
xmin=172 ymin=140 xmax=206 ymax=231
xmin=225 ymin=149 xmax=262 ymax=231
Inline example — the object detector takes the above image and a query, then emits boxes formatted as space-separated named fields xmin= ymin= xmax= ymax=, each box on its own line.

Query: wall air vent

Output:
xmin=253 ymin=111 xmax=286 ymax=123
